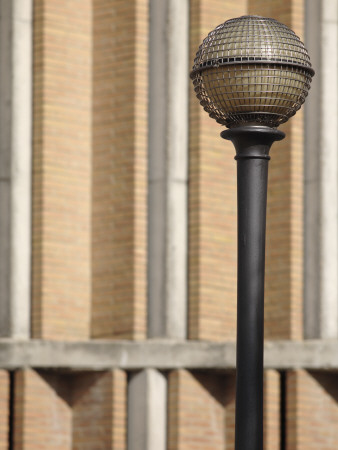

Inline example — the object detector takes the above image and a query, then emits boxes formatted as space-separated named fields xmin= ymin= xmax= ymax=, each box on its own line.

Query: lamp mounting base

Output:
xmin=221 ymin=125 xmax=285 ymax=160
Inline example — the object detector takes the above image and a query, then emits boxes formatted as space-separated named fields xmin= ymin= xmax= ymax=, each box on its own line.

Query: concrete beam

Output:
xmin=128 ymin=370 xmax=167 ymax=450
xmin=0 ymin=0 xmax=32 ymax=338
xmin=0 ymin=339 xmax=337 ymax=371
xmin=147 ymin=0 xmax=189 ymax=339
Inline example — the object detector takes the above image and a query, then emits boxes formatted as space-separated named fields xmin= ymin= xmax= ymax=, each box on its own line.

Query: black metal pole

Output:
xmin=221 ymin=125 xmax=285 ymax=450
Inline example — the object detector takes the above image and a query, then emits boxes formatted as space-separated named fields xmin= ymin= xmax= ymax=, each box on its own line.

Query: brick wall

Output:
xmin=32 ymin=0 xmax=92 ymax=340
xmin=91 ymin=0 xmax=148 ymax=339
xmin=286 ymin=370 xmax=338 ymax=449
xmin=189 ymin=0 xmax=247 ymax=341
xmin=10 ymin=1 xmax=337 ymax=448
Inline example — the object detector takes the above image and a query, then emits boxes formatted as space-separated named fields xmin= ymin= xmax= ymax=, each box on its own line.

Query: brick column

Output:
xmin=286 ymin=370 xmax=338 ymax=449
xmin=264 ymin=370 xmax=281 ymax=450
xmin=168 ymin=369 xmax=281 ymax=449
xmin=0 ymin=371 xmax=9 ymax=448
xmin=248 ymin=0 xmax=304 ymax=340
xmin=91 ymin=0 xmax=148 ymax=340
xmin=72 ymin=370 xmax=127 ymax=449
xmin=14 ymin=369 xmax=127 ymax=449
xmin=224 ymin=374 xmax=236 ymax=448
xmin=189 ymin=0 xmax=247 ymax=341
xmin=189 ymin=0 xmax=305 ymax=341
xmin=14 ymin=370 xmax=72 ymax=449
xmin=32 ymin=0 xmax=92 ymax=340
xmin=168 ymin=370 xmax=231 ymax=449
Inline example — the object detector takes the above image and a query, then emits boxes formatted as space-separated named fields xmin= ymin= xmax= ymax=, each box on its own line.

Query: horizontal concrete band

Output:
xmin=0 ymin=339 xmax=337 ymax=371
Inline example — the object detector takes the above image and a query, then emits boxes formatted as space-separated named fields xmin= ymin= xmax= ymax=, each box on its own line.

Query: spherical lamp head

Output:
xmin=191 ymin=15 xmax=315 ymax=128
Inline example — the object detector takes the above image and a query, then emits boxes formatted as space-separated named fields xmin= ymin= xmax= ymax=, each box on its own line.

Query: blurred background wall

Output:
xmin=0 ymin=0 xmax=337 ymax=448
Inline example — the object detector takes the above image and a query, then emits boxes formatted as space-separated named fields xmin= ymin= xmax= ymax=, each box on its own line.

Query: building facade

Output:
xmin=0 ymin=0 xmax=337 ymax=448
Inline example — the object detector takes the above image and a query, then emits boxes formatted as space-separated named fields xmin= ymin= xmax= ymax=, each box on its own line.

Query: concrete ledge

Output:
xmin=0 ymin=339 xmax=337 ymax=371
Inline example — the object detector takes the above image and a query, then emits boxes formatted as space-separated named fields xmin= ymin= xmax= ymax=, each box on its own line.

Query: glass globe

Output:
xmin=191 ymin=15 xmax=314 ymax=128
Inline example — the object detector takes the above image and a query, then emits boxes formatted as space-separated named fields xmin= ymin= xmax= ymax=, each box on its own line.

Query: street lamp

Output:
xmin=191 ymin=15 xmax=314 ymax=450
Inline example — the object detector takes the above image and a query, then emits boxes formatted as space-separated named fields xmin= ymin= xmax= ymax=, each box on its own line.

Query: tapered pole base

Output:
xmin=221 ymin=126 xmax=285 ymax=450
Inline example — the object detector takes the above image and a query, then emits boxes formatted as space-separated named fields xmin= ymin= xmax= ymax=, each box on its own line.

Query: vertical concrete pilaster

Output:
xmin=319 ymin=0 xmax=338 ymax=339
xmin=304 ymin=0 xmax=338 ymax=339
xmin=0 ymin=0 xmax=32 ymax=338
xmin=304 ymin=0 xmax=322 ymax=339
xmin=147 ymin=0 xmax=189 ymax=339
xmin=128 ymin=369 xmax=167 ymax=450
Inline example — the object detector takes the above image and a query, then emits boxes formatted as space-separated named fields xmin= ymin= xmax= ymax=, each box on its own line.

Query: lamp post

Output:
xmin=191 ymin=15 xmax=314 ymax=450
